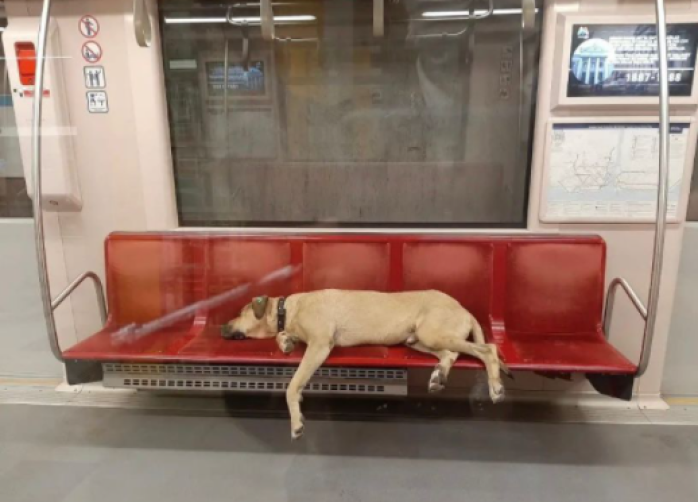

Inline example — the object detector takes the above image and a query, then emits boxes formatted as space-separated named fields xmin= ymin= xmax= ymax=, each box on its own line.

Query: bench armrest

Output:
xmin=52 ymin=271 xmax=108 ymax=327
xmin=603 ymin=278 xmax=648 ymax=340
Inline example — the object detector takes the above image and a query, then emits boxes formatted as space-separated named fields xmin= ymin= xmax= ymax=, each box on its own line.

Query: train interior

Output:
xmin=1 ymin=0 xmax=698 ymax=500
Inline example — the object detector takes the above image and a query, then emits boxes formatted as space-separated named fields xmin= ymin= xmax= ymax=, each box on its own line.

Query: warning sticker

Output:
xmin=81 ymin=41 xmax=102 ymax=63
xmin=86 ymin=91 xmax=108 ymax=113
xmin=84 ymin=66 xmax=106 ymax=89
xmin=79 ymin=15 xmax=100 ymax=39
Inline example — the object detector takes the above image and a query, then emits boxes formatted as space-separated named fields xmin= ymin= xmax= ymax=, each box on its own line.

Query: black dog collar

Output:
xmin=277 ymin=297 xmax=287 ymax=332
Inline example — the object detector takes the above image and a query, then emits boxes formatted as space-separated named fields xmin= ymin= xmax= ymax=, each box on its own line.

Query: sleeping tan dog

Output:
xmin=223 ymin=289 xmax=508 ymax=438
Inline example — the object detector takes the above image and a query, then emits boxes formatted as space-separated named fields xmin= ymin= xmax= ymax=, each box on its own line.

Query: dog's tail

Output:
xmin=471 ymin=317 xmax=486 ymax=345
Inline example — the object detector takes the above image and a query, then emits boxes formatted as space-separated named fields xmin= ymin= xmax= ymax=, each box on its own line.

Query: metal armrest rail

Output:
xmin=641 ymin=0 xmax=671 ymax=378
xmin=603 ymin=278 xmax=648 ymax=339
xmin=603 ymin=277 xmax=661 ymax=378
xmin=51 ymin=271 xmax=108 ymax=327
xmin=590 ymin=0 xmax=671 ymax=382
xmin=595 ymin=0 xmax=671 ymax=381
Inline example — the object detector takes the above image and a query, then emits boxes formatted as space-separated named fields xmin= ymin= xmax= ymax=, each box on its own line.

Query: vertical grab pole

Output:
xmin=637 ymin=0 xmax=670 ymax=377
xmin=32 ymin=0 xmax=62 ymax=361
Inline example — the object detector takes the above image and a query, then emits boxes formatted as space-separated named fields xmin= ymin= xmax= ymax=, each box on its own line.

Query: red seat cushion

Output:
xmin=505 ymin=241 xmax=605 ymax=335
xmin=66 ymin=326 xmax=633 ymax=374
xmin=304 ymin=241 xmax=391 ymax=291
xmin=499 ymin=333 xmax=636 ymax=374
xmin=402 ymin=241 xmax=494 ymax=330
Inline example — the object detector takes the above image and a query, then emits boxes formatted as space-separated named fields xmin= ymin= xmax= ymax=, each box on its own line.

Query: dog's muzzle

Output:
xmin=221 ymin=325 xmax=246 ymax=341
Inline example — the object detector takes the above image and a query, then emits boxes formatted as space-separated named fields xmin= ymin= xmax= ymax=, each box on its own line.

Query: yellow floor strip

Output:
xmin=665 ymin=396 xmax=698 ymax=406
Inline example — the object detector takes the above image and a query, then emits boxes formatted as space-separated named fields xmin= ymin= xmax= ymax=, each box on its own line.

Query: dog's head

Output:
xmin=221 ymin=296 xmax=277 ymax=340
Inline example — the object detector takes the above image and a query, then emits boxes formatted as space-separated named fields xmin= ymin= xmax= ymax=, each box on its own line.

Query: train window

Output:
xmin=160 ymin=0 xmax=542 ymax=227
xmin=0 ymin=11 xmax=32 ymax=218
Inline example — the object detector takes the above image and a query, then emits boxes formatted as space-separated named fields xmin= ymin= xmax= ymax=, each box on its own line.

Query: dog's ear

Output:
xmin=252 ymin=296 xmax=269 ymax=320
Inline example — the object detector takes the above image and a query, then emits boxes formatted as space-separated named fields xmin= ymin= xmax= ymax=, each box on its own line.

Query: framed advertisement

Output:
xmin=554 ymin=14 xmax=698 ymax=108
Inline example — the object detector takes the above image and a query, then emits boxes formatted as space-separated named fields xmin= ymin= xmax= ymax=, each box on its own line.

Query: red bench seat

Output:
xmin=63 ymin=232 xmax=637 ymax=378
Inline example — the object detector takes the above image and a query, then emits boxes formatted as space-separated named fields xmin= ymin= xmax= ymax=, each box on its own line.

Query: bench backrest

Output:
xmin=104 ymin=233 xmax=606 ymax=336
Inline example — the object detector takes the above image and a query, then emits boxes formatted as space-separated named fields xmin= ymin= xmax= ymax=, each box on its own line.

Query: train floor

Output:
xmin=1 ymin=401 xmax=697 ymax=502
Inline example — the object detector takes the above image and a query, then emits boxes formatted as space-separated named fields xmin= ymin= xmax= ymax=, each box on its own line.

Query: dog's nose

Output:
xmin=230 ymin=331 xmax=247 ymax=341
xmin=221 ymin=326 xmax=246 ymax=340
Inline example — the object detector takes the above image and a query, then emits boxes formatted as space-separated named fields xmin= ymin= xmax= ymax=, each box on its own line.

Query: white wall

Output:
xmin=662 ymin=223 xmax=698 ymax=396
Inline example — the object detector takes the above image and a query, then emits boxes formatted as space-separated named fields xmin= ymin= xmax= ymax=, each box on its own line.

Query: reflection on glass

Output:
xmin=0 ymin=16 xmax=32 ymax=218
xmin=160 ymin=0 xmax=541 ymax=227
xmin=207 ymin=61 xmax=266 ymax=95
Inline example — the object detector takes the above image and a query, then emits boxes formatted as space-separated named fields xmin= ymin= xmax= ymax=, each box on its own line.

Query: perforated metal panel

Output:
xmin=102 ymin=363 xmax=407 ymax=396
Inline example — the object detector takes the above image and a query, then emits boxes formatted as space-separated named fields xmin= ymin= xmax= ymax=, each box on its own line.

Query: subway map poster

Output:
xmin=542 ymin=123 xmax=690 ymax=222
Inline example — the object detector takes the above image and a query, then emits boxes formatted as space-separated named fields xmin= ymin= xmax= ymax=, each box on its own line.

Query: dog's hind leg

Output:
xmin=286 ymin=342 xmax=332 ymax=439
xmin=444 ymin=339 xmax=504 ymax=403
xmin=470 ymin=317 xmax=486 ymax=344
xmin=418 ymin=329 xmax=505 ymax=403
xmin=408 ymin=342 xmax=458 ymax=393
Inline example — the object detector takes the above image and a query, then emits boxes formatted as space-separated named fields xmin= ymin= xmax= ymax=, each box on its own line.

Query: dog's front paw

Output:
xmin=428 ymin=368 xmax=445 ymax=393
xmin=489 ymin=379 xmax=505 ymax=403
xmin=277 ymin=333 xmax=296 ymax=354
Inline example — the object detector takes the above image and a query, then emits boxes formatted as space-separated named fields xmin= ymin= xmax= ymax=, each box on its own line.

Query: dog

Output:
xmin=222 ymin=289 xmax=508 ymax=438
